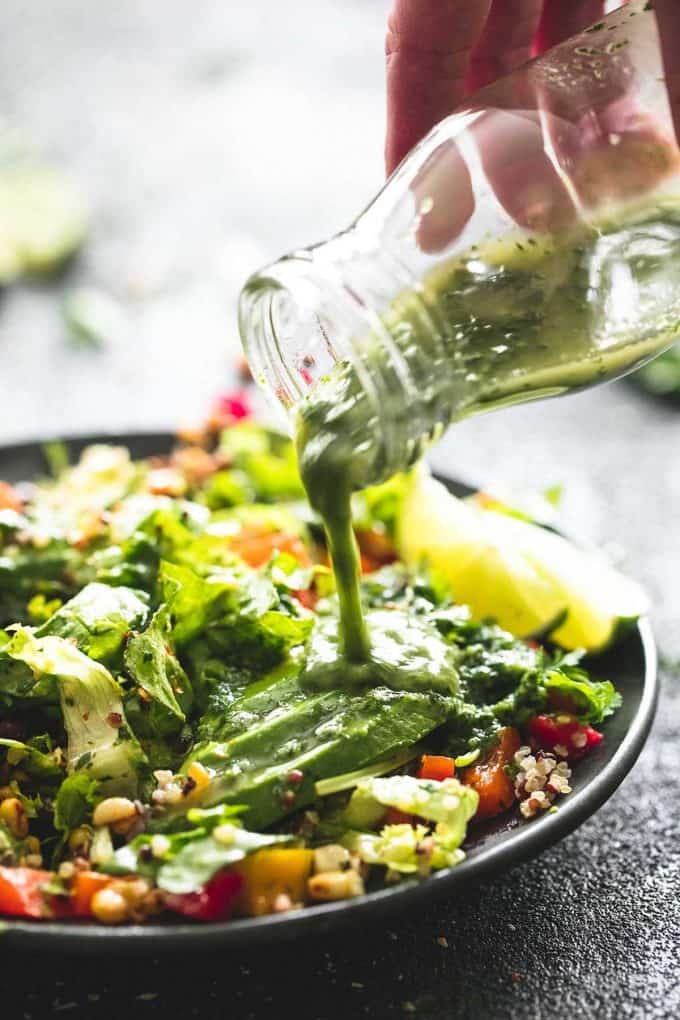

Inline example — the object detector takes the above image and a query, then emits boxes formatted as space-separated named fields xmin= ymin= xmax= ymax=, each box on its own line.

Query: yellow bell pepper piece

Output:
xmin=234 ymin=849 xmax=314 ymax=917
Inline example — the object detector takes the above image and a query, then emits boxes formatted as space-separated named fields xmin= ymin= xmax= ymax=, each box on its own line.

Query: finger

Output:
xmin=466 ymin=0 xmax=544 ymax=92
xmin=472 ymin=109 xmax=579 ymax=234
xmin=413 ymin=135 xmax=478 ymax=253
xmin=385 ymin=0 xmax=492 ymax=175
xmin=533 ymin=0 xmax=605 ymax=54
xmin=655 ymin=0 xmax=680 ymax=143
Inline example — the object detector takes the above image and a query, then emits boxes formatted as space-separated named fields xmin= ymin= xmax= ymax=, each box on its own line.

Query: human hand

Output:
xmin=385 ymin=1 xmax=680 ymax=252
xmin=386 ymin=0 xmax=680 ymax=175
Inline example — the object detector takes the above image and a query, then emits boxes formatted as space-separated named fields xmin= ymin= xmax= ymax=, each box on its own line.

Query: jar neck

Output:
xmin=239 ymin=230 xmax=450 ymax=486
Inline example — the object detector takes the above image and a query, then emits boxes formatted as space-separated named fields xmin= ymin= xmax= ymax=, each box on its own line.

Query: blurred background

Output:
xmin=0 ymin=0 xmax=677 ymax=646
xmin=0 ymin=0 xmax=388 ymax=438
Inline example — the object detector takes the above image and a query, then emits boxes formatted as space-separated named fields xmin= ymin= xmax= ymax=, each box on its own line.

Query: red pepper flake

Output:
xmin=106 ymin=712 xmax=123 ymax=728
xmin=281 ymin=790 xmax=296 ymax=809
xmin=286 ymin=769 xmax=304 ymax=786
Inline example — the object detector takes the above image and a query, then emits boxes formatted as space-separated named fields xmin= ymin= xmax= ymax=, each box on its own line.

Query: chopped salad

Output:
xmin=0 ymin=402 xmax=626 ymax=925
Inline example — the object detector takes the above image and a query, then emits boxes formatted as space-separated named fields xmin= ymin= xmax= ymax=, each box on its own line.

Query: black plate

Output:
xmin=0 ymin=432 xmax=659 ymax=953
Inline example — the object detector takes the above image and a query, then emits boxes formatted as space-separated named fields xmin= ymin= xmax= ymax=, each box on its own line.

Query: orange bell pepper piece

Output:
xmin=461 ymin=727 xmax=521 ymax=820
xmin=71 ymin=870 xmax=113 ymax=917
xmin=417 ymin=755 xmax=456 ymax=782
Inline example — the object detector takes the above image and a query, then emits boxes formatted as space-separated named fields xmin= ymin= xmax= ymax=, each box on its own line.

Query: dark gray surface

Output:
xmin=0 ymin=2 xmax=679 ymax=1018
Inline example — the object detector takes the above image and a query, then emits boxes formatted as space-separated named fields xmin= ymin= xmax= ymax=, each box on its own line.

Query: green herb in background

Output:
xmin=634 ymin=344 xmax=680 ymax=401
xmin=62 ymin=287 xmax=127 ymax=349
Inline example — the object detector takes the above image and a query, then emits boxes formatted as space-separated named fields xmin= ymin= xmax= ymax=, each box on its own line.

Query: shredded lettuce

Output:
xmin=343 ymin=775 xmax=478 ymax=875
xmin=30 ymin=444 xmax=143 ymax=535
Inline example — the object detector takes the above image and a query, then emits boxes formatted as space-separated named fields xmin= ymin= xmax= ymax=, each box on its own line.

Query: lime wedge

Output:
xmin=0 ymin=168 xmax=86 ymax=278
xmin=396 ymin=465 xmax=648 ymax=651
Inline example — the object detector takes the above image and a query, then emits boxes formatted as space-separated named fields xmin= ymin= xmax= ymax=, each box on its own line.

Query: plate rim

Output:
xmin=0 ymin=431 xmax=659 ymax=952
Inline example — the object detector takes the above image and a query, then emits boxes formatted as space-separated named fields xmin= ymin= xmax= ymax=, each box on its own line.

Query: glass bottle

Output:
xmin=239 ymin=0 xmax=680 ymax=493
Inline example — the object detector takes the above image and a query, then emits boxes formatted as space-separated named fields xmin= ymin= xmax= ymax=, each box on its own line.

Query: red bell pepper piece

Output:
xmin=383 ymin=807 xmax=415 ymax=826
xmin=0 ymin=866 xmax=56 ymax=919
xmin=528 ymin=713 xmax=603 ymax=760
xmin=165 ymin=870 xmax=244 ymax=922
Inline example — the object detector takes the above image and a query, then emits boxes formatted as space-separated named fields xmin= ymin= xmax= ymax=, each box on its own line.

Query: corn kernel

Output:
xmin=90 ymin=887 xmax=129 ymax=925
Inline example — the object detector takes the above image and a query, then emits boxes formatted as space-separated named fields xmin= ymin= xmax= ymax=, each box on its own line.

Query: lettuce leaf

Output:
xmin=0 ymin=736 xmax=64 ymax=781
xmin=53 ymin=772 xmax=98 ymax=833
xmin=5 ymin=629 xmax=147 ymax=797
xmin=0 ymin=538 xmax=89 ymax=627
xmin=544 ymin=659 xmax=621 ymax=723
xmin=0 ymin=643 xmax=58 ymax=706
xmin=158 ymin=561 xmax=246 ymax=646
xmin=218 ymin=422 xmax=304 ymax=503
xmin=124 ymin=604 xmax=193 ymax=736
xmin=161 ymin=559 xmax=311 ymax=677
xmin=37 ymin=582 xmax=149 ymax=667
xmin=29 ymin=444 xmax=142 ymax=535
xmin=351 ymin=472 xmax=412 ymax=539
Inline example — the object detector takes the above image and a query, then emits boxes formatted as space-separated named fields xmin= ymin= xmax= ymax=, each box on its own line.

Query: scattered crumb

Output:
xmin=436 ymin=935 xmax=449 ymax=948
